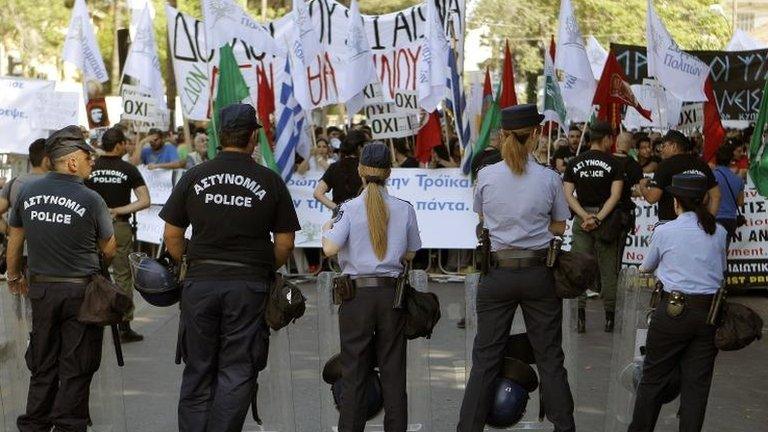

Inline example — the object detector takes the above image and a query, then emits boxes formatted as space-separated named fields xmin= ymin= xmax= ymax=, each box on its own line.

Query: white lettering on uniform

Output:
xmin=30 ymin=210 xmax=72 ymax=225
xmin=192 ymin=174 xmax=268 ymax=201
xmin=204 ymin=193 xmax=253 ymax=208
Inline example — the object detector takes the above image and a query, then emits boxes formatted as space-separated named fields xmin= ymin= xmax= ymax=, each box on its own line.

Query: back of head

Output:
xmin=359 ymin=142 xmax=392 ymax=261
xmin=668 ymin=173 xmax=716 ymax=235
xmin=616 ymin=132 xmax=634 ymax=152
xmin=662 ymin=129 xmax=692 ymax=153
xmin=714 ymin=142 xmax=735 ymax=167
xmin=499 ymin=104 xmax=544 ymax=175
xmin=101 ymin=127 xmax=127 ymax=153
xmin=28 ymin=138 xmax=47 ymax=168
xmin=218 ymin=103 xmax=261 ymax=149
xmin=341 ymin=129 xmax=367 ymax=156
xmin=588 ymin=120 xmax=612 ymax=146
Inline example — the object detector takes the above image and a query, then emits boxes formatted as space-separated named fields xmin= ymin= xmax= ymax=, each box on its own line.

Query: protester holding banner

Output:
xmin=131 ymin=128 xmax=183 ymax=170
xmin=297 ymin=137 xmax=335 ymax=174
xmin=185 ymin=132 xmax=210 ymax=169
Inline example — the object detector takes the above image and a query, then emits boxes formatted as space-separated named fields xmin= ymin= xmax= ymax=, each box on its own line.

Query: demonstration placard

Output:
xmin=165 ymin=4 xmax=211 ymax=121
xmin=0 ymin=77 xmax=56 ymax=154
xmin=121 ymin=84 xmax=170 ymax=132
xmin=32 ymin=91 xmax=80 ymax=131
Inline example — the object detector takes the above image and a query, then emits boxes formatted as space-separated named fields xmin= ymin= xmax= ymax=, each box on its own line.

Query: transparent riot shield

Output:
xmin=603 ymin=268 xmax=677 ymax=431
xmin=0 ymin=285 xmax=127 ymax=432
xmin=464 ymin=273 xmax=579 ymax=430
xmin=317 ymin=271 xmax=432 ymax=431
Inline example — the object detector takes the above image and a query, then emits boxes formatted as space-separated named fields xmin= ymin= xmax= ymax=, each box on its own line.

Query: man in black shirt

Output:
xmin=637 ymin=130 xmax=720 ymax=222
xmin=614 ymin=132 xmax=644 ymax=272
xmin=314 ymin=130 xmax=366 ymax=210
xmin=160 ymin=104 xmax=300 ymax=432
xmin=563 ymin=121 xmax=624 ymax=333
xmin=554 ymin=125 xmax=583 ymax=173
xmin=86 ymin=127 xmax=150 ymax=342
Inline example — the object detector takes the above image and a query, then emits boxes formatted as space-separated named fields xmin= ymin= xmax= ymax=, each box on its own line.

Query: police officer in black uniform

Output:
xmin=6 ymin=125 xmax=116 ymax=432
xmin=159 ymin=103 xmax=300 ymax=432
xmin=86 ymin=127 xmax=151 ymax=342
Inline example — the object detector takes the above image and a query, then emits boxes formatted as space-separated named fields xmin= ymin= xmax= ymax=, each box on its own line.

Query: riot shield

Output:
xmin=603 ymin=268 xmax=678 ymax=431
xmin=0 ymin=285 xmax=127 ymax=432
xmin=464 ymin=273 xmax=579 ymax=430
xmin=316 ymin=271 xmax=432 ymax=431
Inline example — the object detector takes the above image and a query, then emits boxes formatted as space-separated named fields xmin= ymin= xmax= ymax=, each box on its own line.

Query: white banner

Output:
xmin=364 ymin=103 xmax=420 ymax=140
xmin=0 ymin=77 xmax=56 ymax=154
xmin=165 ymin=5 xmax=210 ymax=121
xmin=136 ymin=204 xmax=191 ymax=243
xmin=137 ymin=166 xmax=175 ymax=204
xmin=32 ymin=91 xmax=80 ymax=131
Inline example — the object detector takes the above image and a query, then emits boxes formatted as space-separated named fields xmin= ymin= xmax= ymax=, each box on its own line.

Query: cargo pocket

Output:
xmin=77 ymin=326 xmax=104 ymax=375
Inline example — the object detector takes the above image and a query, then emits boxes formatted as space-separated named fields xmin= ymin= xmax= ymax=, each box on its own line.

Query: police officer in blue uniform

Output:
xmin=458 ymin=105 xmax=575 ymax=432
xmin=629 ymin=174 xmax=728 ymax=432
xmin=322 ymin=141 xmax=422 ymax=432
xmin=6 ymin=125 xmax=116 ymax=432
xmin=160 ymin=104 xmax=301 ymax=432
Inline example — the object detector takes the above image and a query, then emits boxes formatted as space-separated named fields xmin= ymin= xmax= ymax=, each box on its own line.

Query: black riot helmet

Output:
xmin=486 ymin=377 xmax=529 ymax=428
xmin=331 ymin=371 xmax=384 ymax=420
xmin=129 ymin=252 xmax=180 ymax=307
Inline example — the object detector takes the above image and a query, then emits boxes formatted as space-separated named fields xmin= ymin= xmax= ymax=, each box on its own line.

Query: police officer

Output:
xmin=459 ymin=105 xmax=574 ymax=432
xmin=629 ymin=174 xmax=728 ymax=432
xmin=563 ymin=120 xmax=624 ymax=333
xmin=321 ymin=141 xmax=422 ymax=432
xmin=159 ymin=104 xmax=300 ymax=432
xmin=6 ymin=125 xmax=116 ymax=432
xmin=86 ymin=127 xmax=151 ymax=342
xmin=637 ymin=130 xmax=720 ymax=223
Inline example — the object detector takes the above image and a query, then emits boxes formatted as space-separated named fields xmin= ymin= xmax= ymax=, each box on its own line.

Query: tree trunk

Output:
xmin=166 ymin=0 xmax=178 ymax=129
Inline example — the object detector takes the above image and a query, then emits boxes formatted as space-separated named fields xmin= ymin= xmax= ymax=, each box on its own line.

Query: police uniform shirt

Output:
xmin=320 ymin=157 xmax=363 ymax=205
xmin=9 ymin=172 xmax=114 ymax=277
xmin=651 ymin=154 xmax=717 ymax=221
xmin=323 ymin=189 xmax=422 ymax=278
xmin=86 ymin=156 xmax=146 ymax=216
xmin=563 ymin=150 xmax=624 ymax=208
xmin=640 ymin=212 xmax=727 ymax=295
xmin=159 ymin=152 xmax=300 ymax=281
xmin=474 ymin=158 xmax=571 ymax=251
xmin=614 ymin=155 xmax=644 ymax=211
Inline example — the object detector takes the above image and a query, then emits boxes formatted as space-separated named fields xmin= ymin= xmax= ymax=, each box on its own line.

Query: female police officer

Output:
xmin=629 ymin=174 xmax=728 ymax=432
xmin=321 ymin=141 xmax=422 ymax=432
xmin=458 ymin=105 xmax=575 ymax=432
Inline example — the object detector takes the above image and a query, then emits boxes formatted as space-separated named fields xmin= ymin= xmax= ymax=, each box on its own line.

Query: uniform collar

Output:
xmin=47 ymin=171 xmax=84 ymax=184
xmin=216 ymin=151 xmax=253 ymax=161
xmin=676 ymin=212 xmax=698 ymax=223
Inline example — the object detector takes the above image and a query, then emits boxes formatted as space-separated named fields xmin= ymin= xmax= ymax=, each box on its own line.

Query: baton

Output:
xmin=100 ymin=259 xmax=125 ymax=367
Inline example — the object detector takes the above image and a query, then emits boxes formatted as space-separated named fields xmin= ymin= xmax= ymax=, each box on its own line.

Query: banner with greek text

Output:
xmin=165 ymin=5 xmax=210 ymax=121
xmin=137 ymin=166 xmax=176 ymax=204
xmin=0 ymin=77 xmax=56 ymax=154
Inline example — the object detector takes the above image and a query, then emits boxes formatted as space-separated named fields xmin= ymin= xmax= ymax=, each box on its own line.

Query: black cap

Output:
xmin=662 ymin=130 xmax=692 ymax=152
xmin=666 ymin=173 xmax=708 ymax=199
xmin=501 ymin=104 xmax=544 ymax=130
xmin=45 ymin=125 xmax=95 ymax=160
xmin=360 ymin=141 xmax=391 ymax=168
xmin=219 ymin=103 xmax=261 ymax=132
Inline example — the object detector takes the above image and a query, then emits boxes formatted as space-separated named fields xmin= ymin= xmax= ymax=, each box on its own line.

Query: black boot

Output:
xmin=604 ymin=311 xmax=615 ymax=333
xmin=120 ymin=321 xmax=144 ymax=343
xmin=577 ymin=308 xmax=586 ymax=333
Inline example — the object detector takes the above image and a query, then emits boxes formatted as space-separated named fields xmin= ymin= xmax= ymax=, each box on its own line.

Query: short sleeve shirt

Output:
xmin=159 ymin=152 xmax=300 ymax=280
xmin=554 ymin=145 xmax=580 ymax=167
xmin=9 ymin=172 xmax=114 ymax=277
xmin=563 ymin=150 xmax=624 ymax=208
xmin=651 ymin=154 xmax=717 ymax=221
xmin=321 ymin=157 xmax=363 ymax=204
xmin=86 ymin=155 xmax=146 ymax=209
xmin=323 ymin=188 xmax=421 ymax=278
xmin=614 ymin=154 xmax=644 ymax=211
xmin=141 ymin=143 xmax=179 ymax=164
xmin=474 ymin=158 xmax=571 ymax=251
xmin=713 ymin=165 xmax=745 ymax=220
xmin=0 ymin=173 xmax=46 ymax=209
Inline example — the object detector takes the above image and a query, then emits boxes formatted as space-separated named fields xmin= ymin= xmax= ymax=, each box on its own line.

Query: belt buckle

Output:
xmin=665 ymin=291 xmax=686 ymax=318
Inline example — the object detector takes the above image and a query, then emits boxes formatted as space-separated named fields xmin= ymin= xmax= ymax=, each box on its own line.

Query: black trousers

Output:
xmin=18 ymin=283 xmax=104 ymax=432
xmin=458 ymin=266 xmax=575 ymax=432
xmin=178 ymin=279 xmax=269 ymax=432
xmin=629 ymin=304 xmax=718 ymax=432
xmin=338 ymin=286 xmax=407 ymax=432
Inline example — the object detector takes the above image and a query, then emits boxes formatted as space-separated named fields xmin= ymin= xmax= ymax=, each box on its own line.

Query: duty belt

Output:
xmin=29 ymin=275 xmax=91 ymax=284
xmin=661 ymin=290 xmax=715 ymax=309
xmin=492 ymin=249 xmax=548 ymax=270
xmin=188 ymin=259 xmax=273 ymax=280
xmin=353 ymin=277 xmax=397 ymax=288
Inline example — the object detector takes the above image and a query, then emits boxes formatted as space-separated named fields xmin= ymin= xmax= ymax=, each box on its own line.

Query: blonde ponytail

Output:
xmin=500 ymin=126 xmax=538 ymax=175
xmin=359 ymin=165 xmax=391 ymax=261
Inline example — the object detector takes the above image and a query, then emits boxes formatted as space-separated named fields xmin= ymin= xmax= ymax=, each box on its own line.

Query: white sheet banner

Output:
xmin=32 ymin=92 xmax=80 ymax=131
xmin=0 ymin=77 xmax=56 ymax=154
xmin=137 ymin=166 xmax=175 ymax=204
xmin=136 ymin=204 xmax=191 ymax=243
xmin=165 ymin=5 xmax=210 ymax=121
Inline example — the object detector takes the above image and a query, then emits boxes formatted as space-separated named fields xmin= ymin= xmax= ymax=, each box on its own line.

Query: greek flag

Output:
xmin=275 ymin=58 xmax=307 ymax=182
xmin=446 ymin=49 xmax=473 ymax=175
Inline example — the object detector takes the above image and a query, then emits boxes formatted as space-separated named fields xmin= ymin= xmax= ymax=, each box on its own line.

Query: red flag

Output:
xmin=702 ymin=77 xmax=725 ymax=162
xmin=483 ymin=67 xmax=492 ymax=99
xmin=499 ymin=40 xmax=518 ymax=108
xmin=256 ymin=67 xmax=275 ymax=143
xmin=593 ymin=51 xmax=652 ymax=132
xmin=549 ymin=35 xmax=556 ymax=62
xmin=415 ymin=111 xmax=442 ymax=163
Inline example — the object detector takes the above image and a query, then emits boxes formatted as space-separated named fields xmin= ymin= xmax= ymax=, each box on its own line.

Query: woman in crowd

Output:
xmin=638 ymin=137 xmax=661 ymax=173
xmin=297 ymin=137 xmax=336 ymax=174
xmin=713 ymin=143 xmax=745 ymax=247
xmin=185 ymin=132 xmax=209 ymax=168
xmin=729 ymin=139 xmax=749 ymax=179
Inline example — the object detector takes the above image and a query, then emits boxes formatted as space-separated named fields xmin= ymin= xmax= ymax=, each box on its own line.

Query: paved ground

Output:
xmin=3 ymin=277 xmax=768 ymax=431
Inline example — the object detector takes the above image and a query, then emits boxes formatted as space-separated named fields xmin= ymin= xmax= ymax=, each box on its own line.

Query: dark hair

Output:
xmin=393 ymin=138 xmax=411 ymax=156
xmin=101 ymin=128 xmax=127 ymax=152
xmin=148 ymin=128 xmax=163 ymax=137
xmin=327 ymin=126 xmax=342 ymax=134
xmin=715 ymin=143 xmax=735 ymax=167
xmin=28 ymin=138 xmax=47 ymax=167
xmin=219 ymin=128 xmax=253 ymax=149
xmin=675 ymin=195 xmax=717 ymax=235
xmin=341 ymin=130 xmax=367 ymax=156
xmin=589 ymin=121 xmax=612 ymax=142
xmin=433 ymin=143 xmax=450 ymax=160
xmin=569 ymin=125 xmax=581 ymax=133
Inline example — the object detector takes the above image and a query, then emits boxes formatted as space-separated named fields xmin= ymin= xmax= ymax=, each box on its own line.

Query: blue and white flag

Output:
xmin=446 ymin=49 xmax=473 ymax=175
xmin=275 ymin=58 xmax=307 ymax=182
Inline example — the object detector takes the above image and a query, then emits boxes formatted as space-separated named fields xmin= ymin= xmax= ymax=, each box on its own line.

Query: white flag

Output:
xmin=122 ymin=5 xmax=165 ymax=106
xmin=555 ymin=0 xmax=596 ymax=122
xmin=62 ymin=0 xmax=108 ymax=83
xmin=646 ymin=0 xmax=709 ymax=102
xmin=165 ymin=5 xmax=210 ymax=121
xmin=201 ymin=0 xmax=282 ymax=56
xmin=337 ymin=0 xmax=376 ymax=104
xmin=292 ymin=0 xmax=322 ymax=68
xmin=725 ymin=29 xmax=766 ymax=51
xmin=585 ymin=36 xmax=608 ymax=80
xmin=129 ymin=0 xmax=155 ymax=36
xmin=417 ymin=0 xmax=449 ymax=113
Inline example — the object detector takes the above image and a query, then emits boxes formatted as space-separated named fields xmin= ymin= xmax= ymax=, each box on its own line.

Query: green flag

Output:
xmin=207 ymin=44 xmax=250 ymax=159
xmin=749 ymin=78 xmax=768 ymax=197
xmin=470 ymin=81 xmax=502 ymax=178
xmin=258 ymin=128 xmax=278 ymax=173
xmin=543 ymin=52 xmax=567 ymax=127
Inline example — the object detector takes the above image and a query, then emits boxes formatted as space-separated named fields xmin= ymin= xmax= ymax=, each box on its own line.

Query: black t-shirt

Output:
xmin=563 ymin=150 xmax=624 ymax=208
xmin=9 ymin=172 xmax=114 ymax=277
xmin=86 ymin=156 xmax=146 ymax=212
xmin=321 ymin=156 xmax=363 ymax=205
xmin=614 ymin=154 xmax=644 ymax=212
xmin=471 ymin=147 xmax=502 ymax=179
xmin=554 ymin=145 xmax=580 ymax=167
xmin=399 ymin=156 xmax=419 ymax=168
xmin=159 ymin=152 xmax=300 ymax=280
xmin=640 ymin=155 xmax=661 ymax=170
xmin=651 ymin=153 xmax=718 ymax=221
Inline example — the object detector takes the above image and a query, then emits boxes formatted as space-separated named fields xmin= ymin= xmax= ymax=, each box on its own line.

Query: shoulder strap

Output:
xmin=715 ymin=167 xmax=742 ymax=217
